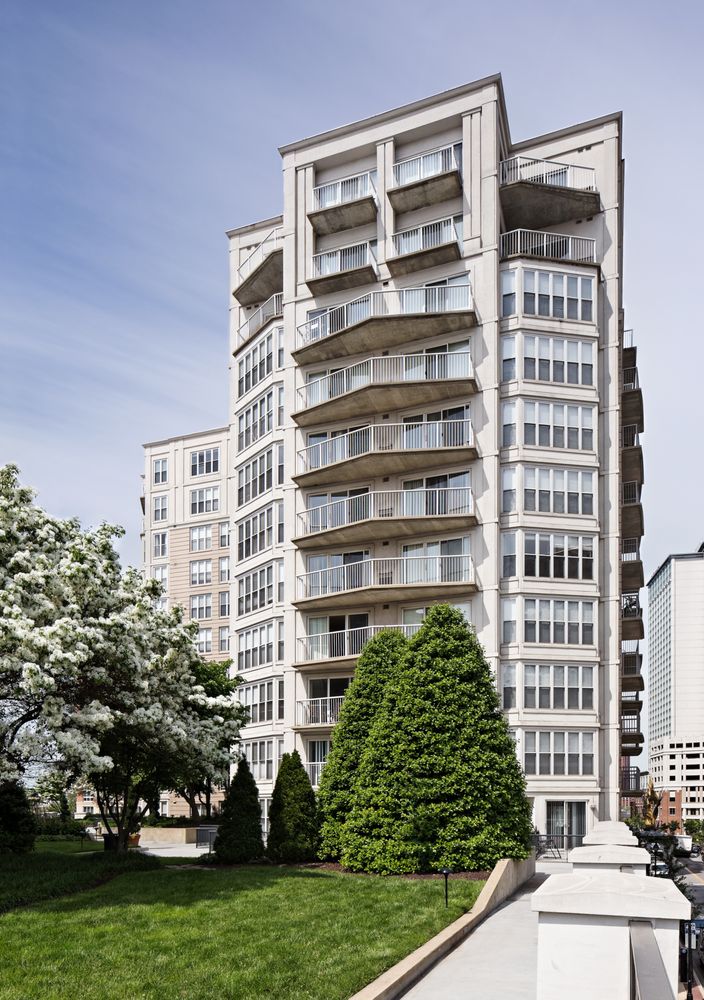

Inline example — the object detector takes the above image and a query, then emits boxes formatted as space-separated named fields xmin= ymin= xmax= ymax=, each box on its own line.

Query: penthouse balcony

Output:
xmin=297 ymin=623 xmax=421 ymax=667
xmin=293 ymin=282 xmax=475 ymax=366
xmin=308 ymin=170 xmax=378 ymax=236
xmin=387 ymin=216 xmax=462 ymax=277
xmin=499 ymin=156 xmax=599 ymax=230
xmin=621 ymin=592 xmax=644 ymax=642
xmin=620 ymin=766 xmax=643 ymax=796
xmin=621 ymin=425 xmax=644 ymax=485
xmin=621 ymin=537 xmax=644 ymax=591
xmin=295 ymin=696 xmax=344 ymax=729
xmin=236 ymin=293 xmax=283 ymax=349
xmin=294 ymin=419 xmax=477 ymax=488
xmin=621 ymin=641 xmax=644 ymax=693
xmin=500 ymin=229 xmax=597 ymax=265
xmin=621 ymin=363 xmax=644 ymax=433
xmin=388 ymin=143 xmax=462 ymax=213
xmin=307 ymin=240 xmax=378 ymax=296
xmin=621 ymin=481 xmax=644 ymax=539
xmin=294 ymin=555 xmax=476 ymax=611
xmin=233 ymin=227 xmax=283 ymax=307
xmin=294 ymin=488 xmax=477 ymax=549
xmin=293 ymin=352 xmax=476 ymax=426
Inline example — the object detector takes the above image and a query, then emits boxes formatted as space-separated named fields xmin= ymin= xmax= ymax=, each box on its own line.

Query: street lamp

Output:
xmin=441 ymin=869 xmax=452 ymax=908
xmin=684 ymin=920 xmax=696 ymax=1000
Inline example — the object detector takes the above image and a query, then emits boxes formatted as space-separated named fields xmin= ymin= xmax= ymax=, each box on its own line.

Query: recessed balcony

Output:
xmin=295 ymin=696 xmax=344 ymax=729
xmin=621 ymin=538 xmax=644 ymax=591
xmin=294 ymin=555 xmax=476 ymax=611
xmin=622 ymin=365 xmax=644 ymax=433
xmin=621 ymin=641 xmax=644 ymax=693
xmin=621 ymin=481 xmax=644 ymax=539
xmin=388 ymin=143 xmax=462 ymax=213
xmin=308 ymin=171 xmax=378 ymax=236
xmin=500 ymin=229 xmax=597 ymax=265
xmin=387 ymin=217 xmax=461 ymax=277
xmin=294 ymin=488 xmax=477 ymax=549
xmin=233 ymin=227 xmax=284 ymax=307
xmin=622 ymin=592 xmax=644 ymax=641
xmin=307 ymin=240 xmax=378 ymax=296
xmin=499 ymin=156 xmax=600 ymax=230
xmin=297 ymin=623 xmax=421 ymax=667
xmin=293 ymin=283 xmax=475 ymax=366
xmin=620 ymin=766 xmax=643 ymax=796
xmin=621 ymin=425 xmax=644 ymax=485
xmin=293 ymin=352 xmax=476 ymax=426
xmin=236 ymin=293 xmax=283 ymax=349
xmin=294 ymin=419 xmax=477 ymax=488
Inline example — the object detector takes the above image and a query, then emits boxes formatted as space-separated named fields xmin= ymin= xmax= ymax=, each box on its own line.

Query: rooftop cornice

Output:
xmin=143 ymin=425 xmax=230 ymax=449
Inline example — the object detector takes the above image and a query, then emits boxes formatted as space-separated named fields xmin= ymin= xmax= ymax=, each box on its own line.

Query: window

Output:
xmin=190 ymin=560 xmax=212 ymax=586
xmin=219 ymin=522 xmax=230 ymax=547
xmin=238 ymin=330 xmax=274 ymax=399
xmin=238 ymin=505 xmax=274 ymax=561
xmin=219 ymin=557 xmax=230 ymax=582
xmin=152 ymin=566 xmax=168 ymax=611
xmin=524 ymin=664 xmax=594 ymax=710
xmin=501 ymin=532 xmax=516 ymax=578
xmin=153 ymin=531 xmax=167 ymax=558
xmin=501 ymin=336 xmax=516 ymax=380
xmin=238 ymin=564 xmax=274 ymax=616
xmin=243 ymin=739 xmax=275 ymax=782
xmin=191 ymin=486 xmax=220 ymax=515
xmin=238 ymin=388 xmax=277 ymax=452
xmin=524 ymin=467 xmax=594 ymax=516
xmin=502 ymin=663 xmax=517 ymax=709
xmin=190 ymin=525 xmax=212 ymax=551
xmin=195 ymin=628 xmax=212 ymax=653
xmin=153 ymin=458 xmax=168 ymax=484
xmin=237 ymin=620 xmax=277 ymax=672
xmin=524 ymin=534 xmax=594 ymax=580
xmin=502 ymin=598 xmax=517 ymax=644
xmin=502 ymin=467 xmax=516 ymax=513
xmin=153 ymin=495 xmax=168 ymax=522
xmin=523 ymin=402 xmax=594 ymax=451
xmin=239 ymin=679 xmax=284 ymax=724
xmin=501 ymin=270 xmax=516 ymax=316
xmin=523 ymin=731 xmax=594 ymax=776
xmin=277 ymin=500 xmax=284 ymax=543
xmin=523 ymin=270 xmax=594 ymax=322
xmin=191 ymin=448 xmax=219 ymax=477
xmin=219 ymin=626 xmax=230 ymax=652
xmin=278 ymin=619 xmax=285 ymax=662
xmin=190 ymin=593 xmax=212 ymax=620
xmin=238 ymin=448 xmax=273 ymax=506
xmin=524 ymin=336 xmax=594 ymax=386
xmin=524 ymin=598 xmax=594 ymax=645
xmin=219 ymin=591 xmax=230 ymax=617
xmin=277 ymin=442 xmax=284 ymax=485
xmin=502 ymin=401 xmax=516 ymax=447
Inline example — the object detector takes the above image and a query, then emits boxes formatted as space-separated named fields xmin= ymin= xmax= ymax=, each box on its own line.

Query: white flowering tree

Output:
xmin=0 ymin=465 xmax=243 ymax=852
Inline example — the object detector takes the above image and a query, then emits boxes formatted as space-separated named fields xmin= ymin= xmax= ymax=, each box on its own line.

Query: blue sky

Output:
xmin=1 ymin=0 xmax=703 ymax=581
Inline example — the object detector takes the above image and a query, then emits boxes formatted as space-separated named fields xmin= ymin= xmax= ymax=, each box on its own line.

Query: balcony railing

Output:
xmin=297 ymin=623 xmax=422 ymax=662
xmin=297 ymin=487 xmax=474 ymax=537
xmin=621 ymin=425 xmax=641 ymax=448
xmin=311 ymin=240 xmax=377 ymax=279
xmin=622 ymin=481 xmax=642 ymax=505
xmin=393 ymin=143 xmax=460 ymax=188
xmin=622 ymin=593 xmax=642 ymax=619
xmin=297 ymin=555 xmax=474 ymax=601
xmin=623 ymin=329 xmax=635 ymax=349
xmin=621 ymin=538 xmax=641 ymax=562
xmin=313 ymin=170 xmax=377 ymax=211
xmin=622 ymin=367 xmax=639 ymax=391
xmin=499 ymin=156 xmax=596 ymax=192
xmin=297 ymin=419 xmax=473 ymax=474
xmin=621 ymin=767 xmax=641 ymax=793
xmin=296 ymin=696 xmax=345 ymax=727
xmin=621 ymin=715 xmax=642 ymax=735
xmin=297 ymin=282 xmax=472 ymax=348
xmin=237 ymin=227 xmax=283 ymax=285
xmin=237 ymin=292 xmax=283 ymax=347
xmin=500 ymin=229 xmax=596 ymax=264
xmin=297 ymin=353 xmax=472 ymax=409
xmin=391 ymin=216 xmax=460 ymax=258
xmin=305 ymin=761 xmax=326 ymax=787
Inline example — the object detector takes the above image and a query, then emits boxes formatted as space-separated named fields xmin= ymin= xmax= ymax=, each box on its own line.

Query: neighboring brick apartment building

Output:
xmin=142 ymin=74 xmax=644 ymax=843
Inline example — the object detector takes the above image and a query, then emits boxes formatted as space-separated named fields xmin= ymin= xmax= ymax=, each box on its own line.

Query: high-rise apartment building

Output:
xmin=648 ymin=545 xmax=704 ymax=825
xmin=145 ymin=75 xmax=645 ymax=842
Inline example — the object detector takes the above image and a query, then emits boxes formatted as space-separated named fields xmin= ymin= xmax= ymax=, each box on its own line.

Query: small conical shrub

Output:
xmin=0 ymin=780 xmax=36 ymax=854
xmin=267 ymin=751 xmax=318 ymax=863
xmin=213 ymin=758 xmax=264 ymax=864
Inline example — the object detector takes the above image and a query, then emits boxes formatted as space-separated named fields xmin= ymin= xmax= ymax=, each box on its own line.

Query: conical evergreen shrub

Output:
xmin=267 ymin=750 xmax=318 ymax=863
xmin=0 ymin=780 xmax=36 ymax=854
xmin=213 ymin=758 xmax=264 ymax=864
xmin=340 ymin=605 xmax=532 ymax=874
xmin=318 ymin=629 xmax=408 ymax=859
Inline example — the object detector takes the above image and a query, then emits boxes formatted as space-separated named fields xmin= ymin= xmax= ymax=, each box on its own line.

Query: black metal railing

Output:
xmin=531 ymin=833 xmax=584 ymax=858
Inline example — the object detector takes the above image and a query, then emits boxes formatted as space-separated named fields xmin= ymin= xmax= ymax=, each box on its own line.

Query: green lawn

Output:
xmin=0 ymin=864 xmax=484 ymax=1000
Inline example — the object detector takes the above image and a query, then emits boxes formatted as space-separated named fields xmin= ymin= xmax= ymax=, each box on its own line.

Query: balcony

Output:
xmin=233 ymin=227 xmax=284 ymax=306
xmin=387 ymin=217 xmax=461 ymax=277
xmin=236 ymin=293 xmax=283 ymax=349
xmin=621 ymin=538 xmax=644 ymax=591
xmin=621 ymin=364 xmax=644 ymax=432
xmin=293 ymin=352 xmax=476 ymax=426
xmin=294 ymin=555 xmax=476 ymax=611
xmin=499 ymin=156 xmax=599 ymax=230
xmin=621 ymin=691 xmax=643 ymax=715
xmin=305 ymin=761 xmax=325 ymax=788
xmin=293 ymin=282 xmax=475 ymax=366
xmin=620 ymin=714 xmax=644 ymax=744
xmin=294 ymin=419 xmax=477 ymax=488
xmin=295 ymin=696 xmax=344 ymax=729
xmin=308 ymin=170 xmax=377 ymax=235
xmin=620 ymin=766 xmax=643 ymax=796
xmin=294 ymin=488 xmax=477 ymax=549
xmin=297 ymin=623 xmax=421 ymax=666
xmin=500 ymin=229 xmax=597 ymax=265
xmin=388 ymin=143 xmax=462 ymax=213
xmin=621 ymin=425 xmax=644 ymax=485
xmin=622 ymin=592 xmax=644 ymax=641
xmin=621 ymin=481 xmax=644 ymax=539
xmin=621 ymin=641 xmax=644 ymax=693
xmin=307 ymin=240 xmax=378 ymax=296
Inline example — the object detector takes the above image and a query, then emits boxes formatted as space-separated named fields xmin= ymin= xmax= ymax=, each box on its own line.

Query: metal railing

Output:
xmin=311 ymin=240 xmax=377 ymax=279
xmin=237 ymin=292 xmax=283 ymax=347
xmin=623 ymin=367 xmax=639 ymax=391
xmin=298 ymin=353 xmax=472 ymax=409
xmin=297 ymin=555 xmax=474 ymax=601
xmin=622 ymin=593 xmax=642 ymax=619
xmin=237 ymin=226 xmax=283 ymax=284
xmin=297 ymin=487 xmax=474 ymax=537
xmin=392 ymin=216 xmax=460 ymax=258
xmin=195 ymin=826 xmax=218 ymax=852
xmin=297 ymin=623 xmax=422 ymax=662
xmin=297 ymin=282 xmax=472 ymax=348
xmin=296 ymin=696 xmax=345 ymax=726
xmin=621 ymin=767 xmax=642 ymax=793
xmin=622 ymin=538 xmax=641 ymax=561
xmin=622 ymin=481 xmax=642 ymax=505
xmin=499 ymin=155 xmax=596 ymax=191
xmin=298 ymin=419 xmax=474 ymax=474
xmin=621 ymin=715 xmax=642 ymax=735
xmin=500 ymin=229 xmax=597 ymax=264
xmin=313 ymin=170 xmax=377 ymax=210
xmin=622 ymin=425 xmax=640 ymax=448
xmin=532 ymin=833 xmax=584 ymax=858
xmin=623 ymin=329 xmax=635 ymax=349
xmin=630 ymin=919 xmax=676 ymax=1000
xmin=393 ymin=143 xmax=461 ymax=188
xmin=305 ymin=761 xmax=325 ymax=787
